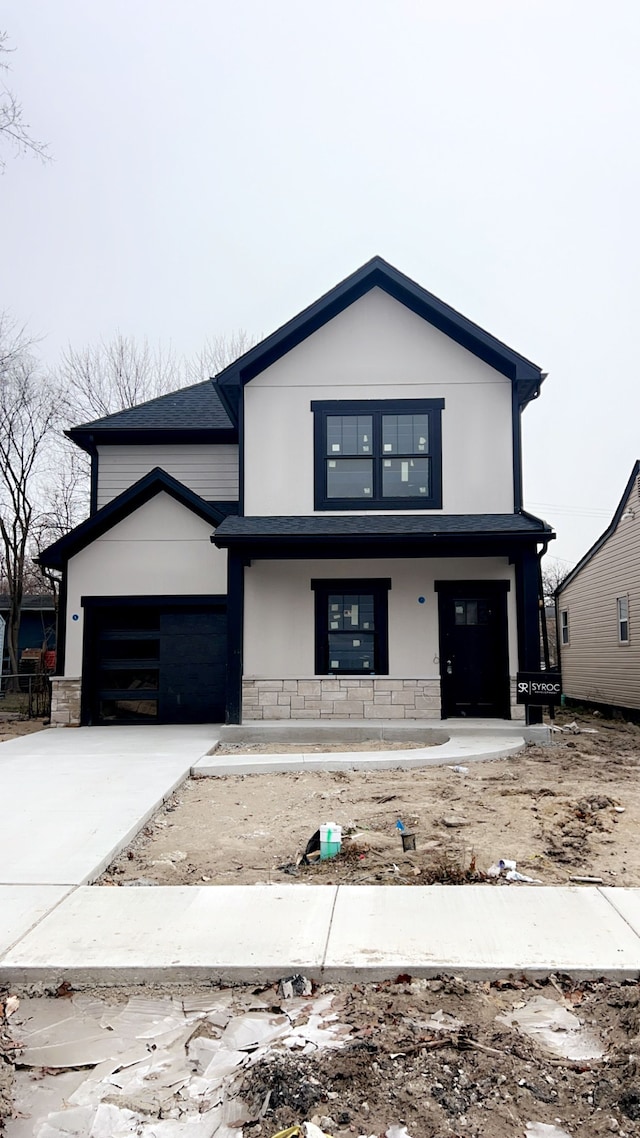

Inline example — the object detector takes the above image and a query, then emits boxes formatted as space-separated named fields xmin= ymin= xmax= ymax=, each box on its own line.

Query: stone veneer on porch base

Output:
xmin=243 ymin=677 xmax=441 ymax=720
xmin=50 ymin=677 xmax=82 ymax=727
xmin=243 ymin=677 xmax=527 ymax=721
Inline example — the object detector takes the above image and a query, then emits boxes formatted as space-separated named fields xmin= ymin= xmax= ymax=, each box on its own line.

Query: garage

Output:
xmin=82 ymin=598 xmax=227 ymax=725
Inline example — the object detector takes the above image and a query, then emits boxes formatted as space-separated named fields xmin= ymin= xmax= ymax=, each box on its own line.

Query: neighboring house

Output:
xmin=39 ymin=257 xmax=554 ymax=727
xmin=557 ymin=460 xmax=640 ymax=714
xmin=0 ymin=594 xmax=56 ymax=676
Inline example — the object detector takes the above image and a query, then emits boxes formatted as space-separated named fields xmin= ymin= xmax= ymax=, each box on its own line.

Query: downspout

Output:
xmin=512 ymin=385 xmax=523 ymax=513
xmin=537 ymin=542 xmax=554 ymax=720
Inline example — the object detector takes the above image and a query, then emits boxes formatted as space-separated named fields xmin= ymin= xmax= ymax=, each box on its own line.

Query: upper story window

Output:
xmin=312 ymin=399 xmax=444 ymax=510
xmin=560 ymin=609 xmax=569 ymax=645
xmin=617 ymin=596 xmax=630 ymax=643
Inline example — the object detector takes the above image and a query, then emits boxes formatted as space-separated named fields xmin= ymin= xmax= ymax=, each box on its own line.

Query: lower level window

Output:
xmin=311 ymin=578 xmax=390 ymax=674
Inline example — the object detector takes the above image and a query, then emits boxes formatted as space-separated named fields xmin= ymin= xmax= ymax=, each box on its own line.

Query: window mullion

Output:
xmin=372 ymin=411 xmax=382 ymax=503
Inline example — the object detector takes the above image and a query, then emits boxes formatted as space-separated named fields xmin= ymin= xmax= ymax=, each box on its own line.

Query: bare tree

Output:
xmin=187 ymin=330 xmax=258 ymax=382
xmin=0 ymin=311 xmax=33 ymax=373
xmin=31 ymin=438 xmax=88 ymax=601
xmin=0 ymin=31 xmax=48 ymax=171
xmin=541 ymin=557 xmax=571 ymax=603
xmin=58 ymin=329 xmax=258 ymax=425
xmin=0 ymin=352 xmax=63 ymax=680
xmin=58 ymin=334 xmax=183 ymax=423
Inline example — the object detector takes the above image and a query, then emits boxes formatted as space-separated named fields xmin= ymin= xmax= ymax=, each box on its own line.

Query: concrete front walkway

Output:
xmin=1 ymin=722 xmax=639 ymax=989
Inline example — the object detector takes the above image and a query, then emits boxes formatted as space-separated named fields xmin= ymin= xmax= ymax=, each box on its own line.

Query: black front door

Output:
xmin=437 ymin=582 xmax=510 ymax=718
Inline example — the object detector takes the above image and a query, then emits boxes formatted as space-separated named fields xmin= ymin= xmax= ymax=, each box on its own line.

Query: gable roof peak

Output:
xmin=215 ymin=257 xmax=545 ymax=418
xmin=38 ymin=467 xmax=228 ymax=569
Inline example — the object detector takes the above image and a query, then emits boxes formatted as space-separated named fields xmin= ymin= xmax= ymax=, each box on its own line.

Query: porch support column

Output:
xmin=514 ymin=546 xmax=543 ymax=726
xmin=226 ymin=550 xmax=245 ymax=725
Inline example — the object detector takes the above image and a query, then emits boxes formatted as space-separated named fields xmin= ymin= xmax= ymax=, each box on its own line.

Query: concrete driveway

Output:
xmin=0 ymin=725 xmax=220 ymax=957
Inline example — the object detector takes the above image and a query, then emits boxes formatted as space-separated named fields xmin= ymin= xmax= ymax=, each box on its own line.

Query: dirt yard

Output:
xmin=102 ymin=711 xmax=640 ymax=889
xmin=0 ymin=717 xmax=45 ymax=744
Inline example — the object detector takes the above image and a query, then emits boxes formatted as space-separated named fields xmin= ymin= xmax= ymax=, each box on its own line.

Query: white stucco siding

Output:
xmin=243 ymin=557 xmax=517 ymax=678
xmin=64 ymin=492 xmax=226 ymax=675
xmin=96 ymin=444 xmax=239 ymax=507
xmin=243 ymin=288 xmax=514 ymax=516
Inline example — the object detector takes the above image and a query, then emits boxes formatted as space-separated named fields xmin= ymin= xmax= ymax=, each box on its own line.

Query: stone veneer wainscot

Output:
xmin=242 ymin=677 xmax=441 ymax=720
xmin=243 ymin=677 xmax=526 ymax=721
xmin=50 ymin=677 xmax=82 ymax=727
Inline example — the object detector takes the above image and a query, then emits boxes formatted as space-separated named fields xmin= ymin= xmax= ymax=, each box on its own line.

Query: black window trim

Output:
xmin=312 ymin=398 xmax=444 ymax=511
xmin=311 ymin=577 xmax=391 ymax=675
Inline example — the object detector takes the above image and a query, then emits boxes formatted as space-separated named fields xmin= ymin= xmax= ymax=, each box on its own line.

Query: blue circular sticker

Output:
xmin=418 ymin=596 xmax=426 ymax=604
xmin=72 ymin=614 xmax=79 ymax=621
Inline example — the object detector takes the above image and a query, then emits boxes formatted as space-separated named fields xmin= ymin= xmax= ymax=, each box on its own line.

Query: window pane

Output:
xmin=98 ymin=667 xmax=159 ymax=692
xmin=326 ymin=415 xmax=372 ymax=456
xmin=453 ymin=599 xmax=489 ymax=626
xmin=327 ymin=595 xmax=375 ymax=631
xmin=328 ymin=633 xmax=375 ymax=672
xmin=326 ymin=458 xmax=373 ymax=498
xmin=382 ymin=414 xmax=429 ymax=455
xmin=618 ymin=597 xmax=629 ymax=641
xmin=98 ymin=607 xmax=160 ymax=632
xmin=99 ymin=698 xmax=158 ymax=723
xmin=382 ymin=457 xmax=429 ymax=498
xmin=100 ymin=638 xmax=160 ymax=661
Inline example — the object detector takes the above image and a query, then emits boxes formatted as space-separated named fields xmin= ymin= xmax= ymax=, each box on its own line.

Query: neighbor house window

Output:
xmin=311 ymin=579 xmax=390 ymax=674
xmin=618 ymin=596 xmax=629 ymax=643
xmin=312 ymin=399 xmax=444 ymax=510
xmin=560 ymin=609 xmax=569 ymax=645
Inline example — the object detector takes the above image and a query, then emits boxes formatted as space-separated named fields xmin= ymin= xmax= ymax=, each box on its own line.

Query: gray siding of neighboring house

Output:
xmin=559 ymin=484 xmax=640 ymax=709
xmin=96 ymin=444 xmax=239 ymax=508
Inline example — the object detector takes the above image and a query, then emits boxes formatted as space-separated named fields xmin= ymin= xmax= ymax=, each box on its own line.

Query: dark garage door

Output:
xmin=83 ymin=599 xmax=227 ymax=725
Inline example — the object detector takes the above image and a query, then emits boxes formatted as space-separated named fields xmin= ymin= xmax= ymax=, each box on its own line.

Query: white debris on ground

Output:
xmin=525 ymin=1123 xmax=572 ymax=1138
xmin=497 ymin=994 xmax=605 ymax=1061
xmin=6 ymin=987 xmax=351 ymax=1137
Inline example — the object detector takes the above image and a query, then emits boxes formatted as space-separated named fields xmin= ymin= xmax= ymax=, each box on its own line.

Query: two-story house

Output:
xmin=39 ymin=257 xmax=554 ymax=727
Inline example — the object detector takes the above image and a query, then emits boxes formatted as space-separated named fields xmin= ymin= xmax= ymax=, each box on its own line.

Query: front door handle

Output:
xmin=446 ymin=658 xmax=453 ymax=675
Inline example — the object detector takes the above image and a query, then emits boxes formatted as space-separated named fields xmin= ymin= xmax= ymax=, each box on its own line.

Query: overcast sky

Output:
xmin=2 ymin=0 xmax=639 ymax=567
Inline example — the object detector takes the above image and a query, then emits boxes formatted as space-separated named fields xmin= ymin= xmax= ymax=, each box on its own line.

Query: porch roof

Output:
xmin=212 ymin=511 xmax=554 ymax=552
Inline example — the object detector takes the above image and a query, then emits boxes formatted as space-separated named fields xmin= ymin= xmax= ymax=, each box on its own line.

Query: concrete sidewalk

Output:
xmin=2 ymin=884 xmax=640 ymax=987
xmin=2 ymin=721 xmax=639 ymax=990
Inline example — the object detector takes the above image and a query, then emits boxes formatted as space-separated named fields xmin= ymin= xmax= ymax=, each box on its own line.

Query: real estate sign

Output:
xmin=516 ymin=671 xmax=562 ymax=705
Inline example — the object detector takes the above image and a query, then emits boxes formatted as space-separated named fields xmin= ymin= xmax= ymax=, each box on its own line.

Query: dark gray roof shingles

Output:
xmin=215 ymin=513 xmax=553 ymax=538
xmin=69 ymin=380 xmax=233 ymax=433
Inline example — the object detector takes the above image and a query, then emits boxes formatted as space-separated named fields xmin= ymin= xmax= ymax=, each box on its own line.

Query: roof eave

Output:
xmin=66 ymin=425 xmax=238 ymax=453
xmin=211 ymin=528 xmax=553 ymax=550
